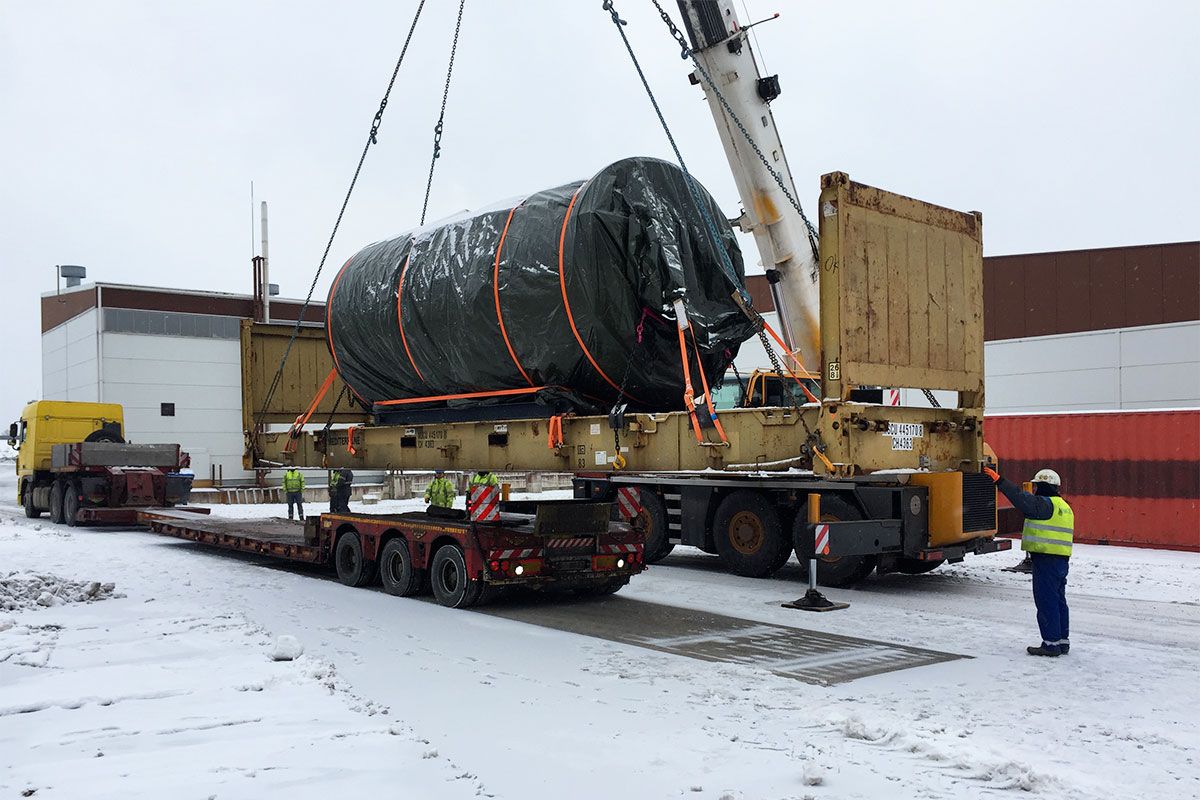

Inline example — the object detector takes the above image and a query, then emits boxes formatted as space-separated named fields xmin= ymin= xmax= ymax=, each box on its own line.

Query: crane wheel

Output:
xmin=635 ymin=489 xmax=674 ymax=563
xmin=430 ymin=545 xmax=484 ymax=608
xmin=335 ymin=530 xmax=377 ymax=588
xmin=379 ymin=538 xmax=423 ymax=597
xmin=712 ymin=490 xmax=789 ymax=578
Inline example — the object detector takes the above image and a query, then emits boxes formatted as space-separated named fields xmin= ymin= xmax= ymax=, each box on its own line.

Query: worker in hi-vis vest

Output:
xmin=468 ymin=470 xmax=499 ymax=490
xmin=985 ymin=466 xmax=1074 ymax=656
xmin=424 ymin=469 xmax=456 ymax=509
xmin=282 ymin=467 xmax=305 ymax=521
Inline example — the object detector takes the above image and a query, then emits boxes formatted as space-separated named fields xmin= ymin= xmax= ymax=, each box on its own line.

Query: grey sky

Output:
xmin=2 ymin=0 xmax=1197 ymax=420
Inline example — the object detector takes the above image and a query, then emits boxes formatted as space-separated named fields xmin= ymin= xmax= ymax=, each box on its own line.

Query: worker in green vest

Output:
xmin=424 ymin=469 xmax=456 ymax=509
xmin=985 ymin=466 xmax=1073 ymax=656
xmin=468 ymin=469 xmax=499 ymax=491
xmin=283 ymin=467 xmax=305 ymax=521
xmin=328 ymin=467 xmax=353 ymax=514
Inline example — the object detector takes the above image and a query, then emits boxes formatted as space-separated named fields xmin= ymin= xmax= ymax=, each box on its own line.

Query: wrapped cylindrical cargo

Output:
xmin=325 ymin=157 xmax=757 ymax=411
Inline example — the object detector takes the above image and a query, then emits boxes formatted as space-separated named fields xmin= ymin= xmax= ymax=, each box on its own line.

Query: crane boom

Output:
xmin=676 ymin=1 xmax=820 ymax=374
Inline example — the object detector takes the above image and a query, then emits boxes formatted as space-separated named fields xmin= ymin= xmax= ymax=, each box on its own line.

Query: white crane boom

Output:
xmin=676 ymin=0 xmax=820 ymax=375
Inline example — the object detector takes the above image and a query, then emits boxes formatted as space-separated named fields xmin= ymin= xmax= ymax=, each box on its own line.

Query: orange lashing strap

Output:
xmin=347 ymin=425 xmax=359 ymax=456
xmin=285 ymin=368 xmax=339 ymax=452
xmin=396 ymin=254 xmax=428 ymax=386
xmin=377 ymin=386 xmax=546 ymax=406
xmin=547 ymin=414 xmax=565 ymax=450
xmin=494 ymin=204 xmax=535 ymax=387
xmin=688 ymin=325 xmax=728 ymax=444
xmin=676 ymin=323 xmax=705 ymax=443
xmin=761 ymin=320 xmax=819 ymax=404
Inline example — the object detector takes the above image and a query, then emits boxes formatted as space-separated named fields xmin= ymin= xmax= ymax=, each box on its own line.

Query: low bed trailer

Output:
xmin=138 ymin=498 xmax=646 ymax=609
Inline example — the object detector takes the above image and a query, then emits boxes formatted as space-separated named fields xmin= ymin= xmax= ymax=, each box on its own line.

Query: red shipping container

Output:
xmin=985 ymin=410 xmax=1200 ymax=552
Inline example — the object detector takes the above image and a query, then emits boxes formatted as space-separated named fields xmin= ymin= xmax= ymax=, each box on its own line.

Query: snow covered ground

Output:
xmin=1 ymin=472 xmax=1197 ymax=799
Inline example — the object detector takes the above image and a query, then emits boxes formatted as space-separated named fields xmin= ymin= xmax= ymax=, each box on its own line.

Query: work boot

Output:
xmin=1060 ymin=642 xmax=1069 ymax=655
xmin=1027 ymin=644 xmax=1062 ymax=657
xmin=299 ymin=514 xmax=305 ymax=522
xmin=1011 ymin=556 xmax=1033 ymax=574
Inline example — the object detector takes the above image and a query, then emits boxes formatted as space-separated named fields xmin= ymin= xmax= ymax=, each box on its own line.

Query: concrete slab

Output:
xmin=482 ymin=596 xmax=964 ymax=685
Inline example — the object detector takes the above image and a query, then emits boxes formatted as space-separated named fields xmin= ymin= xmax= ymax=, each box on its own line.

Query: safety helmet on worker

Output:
xmin=1031 ymin=468 xmax=1061 ymax=486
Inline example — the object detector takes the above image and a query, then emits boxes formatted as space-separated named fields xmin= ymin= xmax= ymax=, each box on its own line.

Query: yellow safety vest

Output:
xmin=1021 ymin=496 xmax=1074 ymax=557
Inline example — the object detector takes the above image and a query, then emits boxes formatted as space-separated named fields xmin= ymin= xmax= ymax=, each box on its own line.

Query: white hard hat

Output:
xmin=1031 ymin=468 xmax=1061 ymax=486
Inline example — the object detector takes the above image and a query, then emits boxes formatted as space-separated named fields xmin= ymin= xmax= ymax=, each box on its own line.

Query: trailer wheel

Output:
xmin=430 ymin=545 xmax=484 ymax=608
xmin=379 ymin=538 xmax=422 ymax=597
xmin=49 ymin=480 xmax=65 ymax=525
xmin=335 ymin=531 xmax=377 ymax=588
xmin=63 ymin=482 xmax=81 ymax=528
xmin=22 ymin=481 xmax=41 ymax=519
xmin=635 ymin=489 xmax=674 ymax=563
xmin=895 ymin=557 xmax=945 ymax=575
xmin=792 ymin=495 xmax=876 ymax=587
xmin=712 ymin=490 xmax=789 ymax=578
xmin=586 ymin=576 xmax=630 ymax=596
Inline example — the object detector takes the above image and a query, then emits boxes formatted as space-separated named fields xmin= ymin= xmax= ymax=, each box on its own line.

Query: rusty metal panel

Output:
xmin=818 ymin=172 xmax=985 ymax=396
xmin=240 ymin=320 xmax=367 ymax=430
xmin=986 ymin=410 xmax=1199 ymax=551
xmin=1162 ymin=242 xmax=1200 ymax=323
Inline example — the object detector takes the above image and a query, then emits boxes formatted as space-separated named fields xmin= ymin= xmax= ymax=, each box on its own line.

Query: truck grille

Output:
xmin=962 ymin=472 xmax=997 ymax=533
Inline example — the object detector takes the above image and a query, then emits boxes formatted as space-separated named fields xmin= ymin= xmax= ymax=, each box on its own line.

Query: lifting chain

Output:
xmin=254 ymin=1 xmax=428 ymax=432
xmin=420 ymin=0 xmax=467 ymax=226
xmin=602 ymin=0 xmax=749 ymax=306
xmin=648 ymin=0 xmax=819 ymax=259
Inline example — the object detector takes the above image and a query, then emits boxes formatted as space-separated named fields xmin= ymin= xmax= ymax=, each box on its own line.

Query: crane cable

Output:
xmin=253 ymin=0 xmax=428 ymax=434
xmin=420 ymin=0 xmax=467 ymax=225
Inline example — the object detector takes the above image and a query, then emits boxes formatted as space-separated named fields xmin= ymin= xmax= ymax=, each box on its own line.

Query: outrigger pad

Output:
xmin=782 ymin=589 xmax=850 ymax=612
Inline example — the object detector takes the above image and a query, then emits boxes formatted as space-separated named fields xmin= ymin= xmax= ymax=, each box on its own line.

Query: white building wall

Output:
xmin=41 ymin=309 xmax=99 ymax=403
xmin=984 ymin=321 xmax=1200 ymax=413
xmin=99 ymin=331 xmax=247 ymax=481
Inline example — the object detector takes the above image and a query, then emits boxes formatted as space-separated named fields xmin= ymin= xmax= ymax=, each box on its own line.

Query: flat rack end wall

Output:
xmin=241 ymin=320 xmax=367 ymax=468
xmin=818 ymin=172 xmax=985 ymax=409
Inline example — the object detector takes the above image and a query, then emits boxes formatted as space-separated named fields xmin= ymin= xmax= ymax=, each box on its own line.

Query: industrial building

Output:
xmin=39 ymin=241 xmax=1199 ymax=487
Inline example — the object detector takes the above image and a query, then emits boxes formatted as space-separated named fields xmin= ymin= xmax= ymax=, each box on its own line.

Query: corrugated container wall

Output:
xmin=986 ymin=410 xmax=1200 ymax=551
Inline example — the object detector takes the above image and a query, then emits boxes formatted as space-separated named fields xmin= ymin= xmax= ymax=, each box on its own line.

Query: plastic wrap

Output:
xmin=326 ymin=156 xmax=756 ymax=412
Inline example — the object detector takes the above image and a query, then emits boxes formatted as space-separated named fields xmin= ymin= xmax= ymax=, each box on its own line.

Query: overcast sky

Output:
xmin=2 ymin=0 xmax=1197 ymax=420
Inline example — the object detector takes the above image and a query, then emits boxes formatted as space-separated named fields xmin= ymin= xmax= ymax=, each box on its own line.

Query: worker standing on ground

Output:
xmin=328 ymin=467 xmax=354 ymax=514
xmin=985 ymin=466 xmax=1073 ymax=657
xmin=283 ymin=467 xmax=305 ymax=521
xmin=424 ymin=469 xmax=456 ymax=509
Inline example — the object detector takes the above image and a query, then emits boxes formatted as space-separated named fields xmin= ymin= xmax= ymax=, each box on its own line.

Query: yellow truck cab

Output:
xmin=9 ymin=400 xmax=125 ymax=508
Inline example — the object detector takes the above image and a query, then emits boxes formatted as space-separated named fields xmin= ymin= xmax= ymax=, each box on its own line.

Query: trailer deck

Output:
xmin=139 ymin=510 xmax=323 ymax=563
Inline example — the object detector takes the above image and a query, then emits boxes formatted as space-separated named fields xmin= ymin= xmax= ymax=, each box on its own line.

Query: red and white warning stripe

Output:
xmin=489 ymin=548 xmax=542 ymax=560
xmin=886 ymin=388 xmax=900 ymax=406
xmin=468 ymin=485 xmax=500 ymax=522
xmin=814 ymin=523 xmax=831 ymax=556
xmin=616 ymin=487 xmax=642 ymax=520
xmin=602 ymin=543 xmax=639 ymax=554
xmin=545 ymin=536 xmax=594 ymax=550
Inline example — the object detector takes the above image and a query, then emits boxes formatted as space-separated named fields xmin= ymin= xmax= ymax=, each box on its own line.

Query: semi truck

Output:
xmin=241 ymin=1 xmax=1011 ymax=588
xmin=9 ymin=400 xmax=195 ymax=525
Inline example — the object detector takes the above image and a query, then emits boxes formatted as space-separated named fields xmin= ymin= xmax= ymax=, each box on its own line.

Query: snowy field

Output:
xmin=1 ymin=472 xmax=1197 ymax=799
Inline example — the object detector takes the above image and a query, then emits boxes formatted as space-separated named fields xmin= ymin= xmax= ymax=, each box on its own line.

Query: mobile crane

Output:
xmin=242 ymin=0 xmax=1010 ymax=587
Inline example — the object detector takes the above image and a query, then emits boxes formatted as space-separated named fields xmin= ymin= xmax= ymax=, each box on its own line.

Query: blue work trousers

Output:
xmin=1031 ymin=552 xmax=1070 ymax=647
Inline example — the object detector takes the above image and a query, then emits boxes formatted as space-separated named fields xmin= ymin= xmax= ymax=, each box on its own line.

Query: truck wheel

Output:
xmin=379 ymin=538 xmax=422 ymax=597
xmin=895 ymin=557 xmax=945 ymax=575
xmin=712 ymin=490 xmax=789 ymax=578
xmin=63 ymin=482 xmax=81 ymax=528
xmin=49 ymin=480 xmax=65 ymax=525
xmin=636 ymin=489 xmax=674 ymax=563
xmin=23 ymin=481 xmax=41 ymax=519
xmin=430 ymin=545 xmax=484 ymax=608
xmin=792 ymin=495 xmax=876 ymax=587
xmin=335 ymin=531 xmax=377 ymax=587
